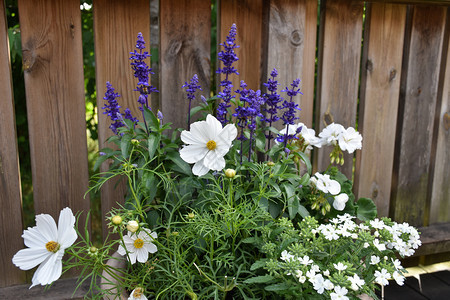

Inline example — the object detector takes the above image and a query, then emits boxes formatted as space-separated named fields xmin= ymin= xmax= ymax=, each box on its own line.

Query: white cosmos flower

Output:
xmin=338 ymin=127 xmax=362 ymax=153
xmin=118 ymin=228 xmax=157 ymax=264
xmin=333 ymin=193 xmax=349 ymax=211
xmin=180 ymin=114 xmax=237 ymax=176
xmin=128 ymin=287 xmax=148 ymax=300
xmin=12 ymin=207 xmax=77 ymax=288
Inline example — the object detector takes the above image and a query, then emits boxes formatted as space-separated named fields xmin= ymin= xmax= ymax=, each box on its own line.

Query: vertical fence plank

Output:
xmin=430 ymin=14 xmax=450 ymax=225
xmin=93 ymin=0 xmax=150 ymax=238
xmin=17 ymin=0 xmax=89 ymax=220
xmin=355 ymin=3 xmax=407 ymax=217
xmin=160 ymin=0 xmax=211 ymax=130
xmin=0 ymin=0 xmax=25 ymax=287
xmin=391 ymin=6 xmax=447 ymax=226
xmin=219 ymin=0 xmax=263 ymax=92
xmin=315 ymin=0 xmax=364 ymax=177
xmin=266 ymin=0 xmax=317 ymax=128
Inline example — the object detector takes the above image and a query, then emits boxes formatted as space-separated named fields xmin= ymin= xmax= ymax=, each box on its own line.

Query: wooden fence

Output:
xmin=0 ymin=0 xmax=449 ymax=296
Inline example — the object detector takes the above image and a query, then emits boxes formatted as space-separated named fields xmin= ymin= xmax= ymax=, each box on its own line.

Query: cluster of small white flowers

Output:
xmin=319 ymin=123 xmax=363 ymax=154
xmin=310 ymin=173 xmax=349 ymax=211
xmin=278 ymin=122 xmax=362 ymax=154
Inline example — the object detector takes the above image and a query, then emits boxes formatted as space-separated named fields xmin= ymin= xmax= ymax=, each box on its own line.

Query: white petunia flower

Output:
xmin=333 ymin=193 xmax=349 ymax=211
xmin=330 ymin=286 xmax=349 ymax=300
xmin=333 ymin=262 xmax=348 ymax=271
xmin=392 ymin=271 xmax=405 ymax=286
xmin=311 ymin=172 xmax=341 ymax=195
xmin=319 ymin=123 xmax=345 ymax=146
xmin=374 ymin=268 xmax=390 ymax=286
xmin=128 ymin=287 xmax=148 ymax=300
xmin=370 ymin=255 xmax=380 ymax=265
xmin=12 ymin=207 xmax=77 ymax=288
xmin=348 ymin=274 xmax=365 ymax=291
xmin=338 ymin=127 xmax=362 ymax=153
xmin=118 ymin=228 xmax=157 ymax=264
xmin=180 ymin=114 xmax=237 ymax=176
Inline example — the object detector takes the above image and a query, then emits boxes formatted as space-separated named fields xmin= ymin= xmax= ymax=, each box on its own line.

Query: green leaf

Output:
xmin=93 ymin=153 xmax=110 ymax=172
xmin=293 ymin=151 xmax=312 ymax=175
xmin=243 ymin=275 xmax=274 ymax=284
xmin=250 ymin=260 xmax=267 ymax=271
xmin=356 ymin=197 xmax=378 ymax=221
xmin=143 ymin=106 xmax=160 ymax=129
xmin=264 ymin=283 xmax=290 ymax=291
xmin=148 ymin=133 xmax=160 ymax=159
xmin=165 ymin=151 xmax=192 ymax=176
xmin=120 ymin=134 xmax=132 ymax=158
xmin=297 ymin=203 xmax=310 ymax=218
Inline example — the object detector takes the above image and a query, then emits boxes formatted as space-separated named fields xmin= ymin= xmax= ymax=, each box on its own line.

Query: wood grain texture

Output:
xmin=354 ymin=3 xmax=406 ymax=217
xmin=315 ymin=0 xmax=364 ymax=178
xmin=17 ymin=0 xmax=89 ymax=221
xmin=93 ymin=0 xmax=151 ymax=238
xmin=267 ymin=0 xmax=317 ymax=129
xmin=0 ymin=0 xmax=26 ymax=287
xmin=160 ymin=0 xmax=211 ymax=130
xmin=430 ymin=15 xmax=450 ymax=224
xmin=391 ymin=6 xmax=447 ymax=226
xmin=219 ymin=0 xmax=263 ymax=92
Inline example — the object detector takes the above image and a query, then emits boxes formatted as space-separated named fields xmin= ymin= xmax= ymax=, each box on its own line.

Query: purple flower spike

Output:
xmin=182 ymin=74 xmax=202 ymax=130
xmin=277 ymin=79 xmax=302 ymax=148
xmin=102 ymin=82 xmax=124 ymax=134
xmin=129 ymin=32 xmax=158 ymax=112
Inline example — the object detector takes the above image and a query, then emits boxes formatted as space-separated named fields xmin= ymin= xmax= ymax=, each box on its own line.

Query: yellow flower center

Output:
xmin=134 ymin=238 xmax=144 ymax=249
xmin=206 ymin=140 xmax=217 ymax=150
xmin=45 ymin=241 xmax=60 ymax=253
xmin=133 ymin=287 xmax=144 ymax=298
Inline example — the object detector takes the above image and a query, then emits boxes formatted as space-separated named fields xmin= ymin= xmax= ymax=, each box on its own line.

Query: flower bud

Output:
xmin=111 ymin=215 xmax=123 ymax=225
xmin=224 ymin=168 xmax=236 ymax=178
xmin=188 ymin=212 xmax=195 ymax=219
xmin=131 ymin=139 xmax=140 ymax=146
xmin=266 ymin=161 xmax=275 ymax=167
xmin=88 ymin=246 xmax=98 ymax=257
xmin=127 ymin=220 xmax=139 ymax=232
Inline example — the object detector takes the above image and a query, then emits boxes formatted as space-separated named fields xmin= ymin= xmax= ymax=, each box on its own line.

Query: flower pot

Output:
xmin=101 ymin=251 xmax=128 ymax=300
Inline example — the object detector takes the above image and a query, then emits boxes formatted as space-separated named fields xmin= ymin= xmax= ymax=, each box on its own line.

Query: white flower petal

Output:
xmin=146 ymin=243 xmax=158 ymax=254
xmin=12 ymin=247 xmax=50 ymax=270
xmin=205 ymin=114 xmax=223 ymax=138
xmin=22 ymin=226 xmax=48 ymax=248
xmin=179 ymin=144 xmax=209 ymax=164
xmin=180 ymin=129 xmax=205 ymax=145
xmin=136 ymin=248 xmax=148 ymax=263
xmin=203 ymin=151 xmax=226 ymax=171
xmin=192 ymin=159 xmax=210 ymax=176
xmin=57 ymin=208 xmax=77 ymax=248
xmin=30 ymin=253 xmax=62 ymax=288
xmin=35 ymin=214 xmax=58 ymax=242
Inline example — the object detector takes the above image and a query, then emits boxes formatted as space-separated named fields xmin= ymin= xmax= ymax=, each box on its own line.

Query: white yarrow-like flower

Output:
xmin=348 ymin=274 xmax=365 ymax=291
xmin=180 ymin=114 xmax=237 ymax=176
xmin=374 ymin=268 xmax=391 ymax=286
xmin=118 ymin=229 xmax=158 ymax=264
xmin=330 ymin=286 xmax=349 ymax=300
xmin=12 ymin=207 xmax=77 ymax=288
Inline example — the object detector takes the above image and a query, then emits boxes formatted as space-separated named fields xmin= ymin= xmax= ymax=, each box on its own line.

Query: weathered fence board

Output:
xmin=0 ymin=0 xmax=25 ymax=287
xmin=219 ymin=0 xmax=264 ymax=92
xmin=315 ymin=0 xmax=364 ymax=178
xmin=430 ymin=15 xmax=450 ymax=224
xmin=0 ymin=0 xmax=449 ymax=293
xmin=355 ymin=3 xmax=407 ymax=217
xmin=160 ymin=0 xmax=211 ymax=130
xmin=266 ymin=0 xmax=317 ymax=128
xmin=93 ymin=0 xmax=151 ymax=238
xmin=17 ymin=0 xmax=90 ymax=219
xmin=391 ymin=6 xmax=447 ymax=226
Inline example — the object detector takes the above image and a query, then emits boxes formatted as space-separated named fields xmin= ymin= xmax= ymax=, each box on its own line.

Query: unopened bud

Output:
xmin=131 ymin=139 xmax=140 ymax=146
xmin=111 ymin=215 xmax=123 ymax=225
xmin=266 ymin=161 xmax=275 ymax=167
xmin=224 ymin=168 xmax=236 ymax=178
xmin=188 ymin=212 xmax=195 ymax=219
xmin=127 ymin=220 xmax=139 ymax=232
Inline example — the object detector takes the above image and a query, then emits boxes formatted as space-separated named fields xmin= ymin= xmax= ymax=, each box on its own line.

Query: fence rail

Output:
xmin=0 ymin=0 xmax=449 ymax=294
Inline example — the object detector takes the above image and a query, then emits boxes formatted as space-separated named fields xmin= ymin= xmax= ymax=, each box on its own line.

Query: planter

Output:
xmin=101 ymin=251 xmax=128 ymax=300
